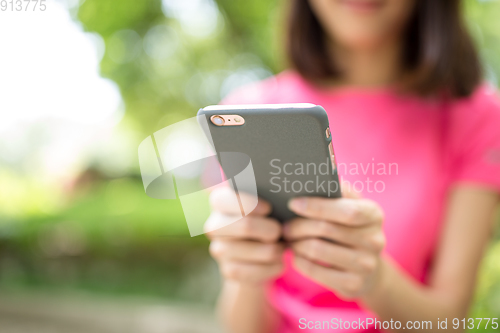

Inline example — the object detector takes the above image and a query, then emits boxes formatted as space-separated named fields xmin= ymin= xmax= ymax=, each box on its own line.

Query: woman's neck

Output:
xmin=327 ymin=39 xmax=404 ymax=89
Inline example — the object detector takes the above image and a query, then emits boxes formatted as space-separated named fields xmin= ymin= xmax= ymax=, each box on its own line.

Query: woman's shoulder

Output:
xmin=449 ymin=83 xmax=500 ymax=121
xmin=220 ymin=70 xmax=307 ymax=105
xmin=447 ymin=83 xmax=500 ymax=144
xmin=446 ymin=83 xmax=500 ymax=191
xmin=446 ymin=83 xmax=500 ymax=141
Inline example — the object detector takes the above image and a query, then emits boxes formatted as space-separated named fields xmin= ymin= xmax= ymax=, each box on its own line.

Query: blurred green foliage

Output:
xmin=0 ymin=0 xmax=499 ymax=328
xmin=465 ymin=0 xmax=500 ymax=86
xmin=76 ymin=0 xmax=283 ymax=136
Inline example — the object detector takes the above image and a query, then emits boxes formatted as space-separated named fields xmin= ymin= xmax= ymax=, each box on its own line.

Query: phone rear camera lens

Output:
xmin=211 ymin=115 xmax=225 ymax=126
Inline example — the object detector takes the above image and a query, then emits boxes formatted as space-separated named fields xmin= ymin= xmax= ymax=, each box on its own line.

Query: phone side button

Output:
xmin=328 ymin=142 xmax=334 ymax=156
xmin=328 ymin=142 xmax=336 ymax=172
xmin=330 ymin=154 xmax=336 ymax=172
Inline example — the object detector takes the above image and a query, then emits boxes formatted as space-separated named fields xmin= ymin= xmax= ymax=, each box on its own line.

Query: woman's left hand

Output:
xmin=284 ymin=193 xmax=386 ymax=300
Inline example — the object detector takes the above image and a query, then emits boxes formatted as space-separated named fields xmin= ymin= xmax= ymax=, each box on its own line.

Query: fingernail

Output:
xmin=255 ymin=200 xmax=269 ymax=215
xmin=288 ymin=198 xmax=307 ymax=212
xmin=253 ymin=202 xmax=263 ymax=214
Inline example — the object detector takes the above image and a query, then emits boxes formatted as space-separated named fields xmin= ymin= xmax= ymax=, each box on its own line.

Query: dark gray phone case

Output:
xmin=198 ymin=104 xmax=341 ymax=222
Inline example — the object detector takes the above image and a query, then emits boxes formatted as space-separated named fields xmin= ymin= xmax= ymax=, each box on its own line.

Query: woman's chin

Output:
xmin=334 ymin=33 xmax=389 ymax=50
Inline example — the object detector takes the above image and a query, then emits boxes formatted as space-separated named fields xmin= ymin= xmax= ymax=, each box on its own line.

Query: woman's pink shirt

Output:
xmin=221 ymin=71 xmax=500 ymax=332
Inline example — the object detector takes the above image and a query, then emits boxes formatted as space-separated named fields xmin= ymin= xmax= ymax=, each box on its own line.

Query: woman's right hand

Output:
xmin=206 ymin=187 xmax=285 ymax=285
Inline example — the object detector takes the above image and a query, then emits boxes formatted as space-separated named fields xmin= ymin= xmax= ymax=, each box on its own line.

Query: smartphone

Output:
xmin=198 ymin=103 xmax=341 ymax=222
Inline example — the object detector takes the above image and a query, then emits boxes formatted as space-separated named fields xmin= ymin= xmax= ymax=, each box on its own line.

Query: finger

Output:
xmin=210 ymin=187 xmax=271 ymax=216
xmin=210 ymin=240 xmax=285 ymax=264
xmin=284 ymin=218 xmax=356 ymax=246
xmin=205 ymin=213 xmax=282 ymax=243
xmin=341 ymin=181 xmax=362 ymax=199
xmin=291 ymin=239 xmax=377 ymax=274
xmin=293 ymin=256 xmax=363 ymax=299
xmin=284 ymin=218 xmax=385 ymax=252
xmin=288 ymin=197 xmax=383 ymax=226
xmin=220 ymin=261 xmax=283 ymax=284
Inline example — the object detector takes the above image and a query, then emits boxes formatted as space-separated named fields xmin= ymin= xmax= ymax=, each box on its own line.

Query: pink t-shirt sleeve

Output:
xmin=448 ymin=84 xmax=500 ymax=192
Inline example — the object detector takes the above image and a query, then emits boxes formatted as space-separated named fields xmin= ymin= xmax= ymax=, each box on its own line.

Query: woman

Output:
xmin=206 ymin=0 xmax=500 ymax=332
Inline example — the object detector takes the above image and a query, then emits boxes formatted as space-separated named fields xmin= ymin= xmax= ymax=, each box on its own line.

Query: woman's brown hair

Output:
xmin=287 ymin=0 xmax=482 ymax=97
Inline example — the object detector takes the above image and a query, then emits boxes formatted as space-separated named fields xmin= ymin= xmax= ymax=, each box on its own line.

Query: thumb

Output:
xmin=341 ymin=181 xmax=362 ymax=199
